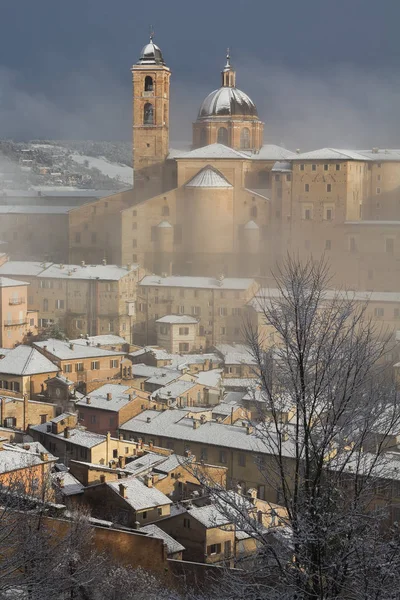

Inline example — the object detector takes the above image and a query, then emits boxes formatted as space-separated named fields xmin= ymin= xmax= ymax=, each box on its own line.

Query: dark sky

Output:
xmin=0 ymin=0 xmax=398 ymax=148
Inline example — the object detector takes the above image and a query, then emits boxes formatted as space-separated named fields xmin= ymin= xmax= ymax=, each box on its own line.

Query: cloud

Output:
xmin=0 ymin=55 xmax=399 ymax=153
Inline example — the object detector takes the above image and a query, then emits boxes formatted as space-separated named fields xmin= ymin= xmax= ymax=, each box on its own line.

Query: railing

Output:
xmin=4 ymin=319 xmax=28 ymax=327
xmin=9 ymin=297 xmax=25 ymax=305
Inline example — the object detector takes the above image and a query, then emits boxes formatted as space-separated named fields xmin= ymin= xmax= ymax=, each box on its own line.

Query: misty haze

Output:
xmin=0 ymin=2 xmax=399 ymax=600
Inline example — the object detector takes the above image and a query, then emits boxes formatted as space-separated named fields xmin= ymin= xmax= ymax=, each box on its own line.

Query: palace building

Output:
xmin=68 ymin=35 xmax=400 ymax=293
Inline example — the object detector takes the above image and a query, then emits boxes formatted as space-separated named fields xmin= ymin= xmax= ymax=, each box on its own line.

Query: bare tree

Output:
xmin=197 ymin=257 xmax=400 ymax=600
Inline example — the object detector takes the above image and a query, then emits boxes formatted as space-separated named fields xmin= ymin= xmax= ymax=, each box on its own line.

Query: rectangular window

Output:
xmin=385 ymin=238 xmax=394 ymax=254
xmin=200 ymin=448 xmax=208 ymax=461
xmin=91 ymin=361 xmax=100 ymax=370
xmin=238 ymin=453 xmax=246 ymax=467
xmin=304 ymin=209 xmax=311 ymax=220
xmin=208 ymin=544 xmax=221 ymax=556
xmin=183 ymin=518 xmax=191 ymax=528
xmin=300 ymin=164 xmax=305 ymax=171
xmin=232 ymin=307 xmax=241 ymax=316
xmin=142 ymin=511 xmax=147 ymax=520
xmin=325 ymin=208 xmax=332 ymax=220
xmin=178 ymin=305 xmax=185 ymax=314
xmin=220 ymin=451 xmax=227 ymax=464
xmin=349 ymin=237 xmax=357 ymax=253
xmin=312 ymin=164 xmax=316 ymax=171
xmin=179 ymin=327 xmax=189 ymax=335
xmin=64 ymin=364 xmax=72 ymax=373
xmin=110 ymin=359 xmax=119 ymax=368
xmin=91 ymin=415 xmax=96 ymax=424
xmin=43 ymin=298 xmax=48 ymax=311
xmin=158 ymin=508 xmax=163 ymax=516
xmin=76 ymin=320 xmax=83 ymax=330
xmin=324 ymin=164 xmax=328 ymax=171
xmin=179 ymin=343 xmax=189 ymax=352
xmin=327 ymin=184 xmax=332 ymax=192
xmin=376 ymin=187 xmax=381 ymax=195
xmin=75 ymin=362 xmax=84 ymax=372
xmin=274 ymin=174 xmax=280 ymax=181
xmin=335 ymin=164 xmax=340 ymax=171
xmin=286 ymin=173 xmax=291 ymax=182
xmin=220 ymin=327 xmax=226 ymax=335
xmin=191 ymin=306 xmax=200 ymax=316
xmin=55 ymin=299 xmax=65 ymax=309
xmin=374 ymin=308 xmax=384 ymax=317
xmin=219 ymin=307 xmax=227 ymax=316
xmin=304 ymin=183 xmax=309 ymax=192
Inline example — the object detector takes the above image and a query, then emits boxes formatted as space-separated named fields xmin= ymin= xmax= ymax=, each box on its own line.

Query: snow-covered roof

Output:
xmin=140 ymin=275 xmax=255 ymax=290
xmin=222 ymin=378 xmax=257 ymax=390
xmin=185 ymin=166 xmax=232 ymax=188
xmin=0 ymin=447 xmax=56 ymax=474
xmin=69 ymin=335 xmax=128 ymax=347
xmin=187 ymin=504 xmax=230 ymax=528
xmin=196 ymin=369 xmax=223 ymax=388
xmin=120 ymin=409 xmax=293 ymax=457
xmin=153 ymin=453 xmax=193 ymax=474
xmin=156 ymin=314 xmax=198 ymax=325
xmin=107 ymin=476 xmax=172 ymax=511
xmin=0 ymin=345 xmax=58 ymax=376
xmin=157 ymin=220 xmax=173 ymax=228
xmin=272 ymin=161 xmax=292 ymax=172
xmin=30 ymin=422 xmax=106 ymax=449
xmin=46 ymin=374 xmax=74 ymax=385
xmin=0 ymin=205 xmax=71 ymax=214
xmin=130 ymin=363 xmax=182 ymax=384
xmin=246 ymin=144 xmax=296 ymax=161
xmin=75 ymin=384 xmax=138 ymax=412
xmin=33 ymin=339 xmax=124 ymax=360
xmin=0 ymin=261 xmax=137 ymax=281
xmin=255 ymin=288 xmax=400 ymax=305
xmin=356 ymin=149 xmax=400 ymax=162
xmin=292 ymin=148 xmax=370 ymax=161
xmin=123 ymin=452 xmax=167 ymax=475
xmin=178 ymin=143 xmax=248 ymax=160
xmin=52 ymin=471 xmax=84 ymax=496
xmin=345 ymin=221 xmax=400 ymax=226
xmin=215 ymin=343 xmax=257 ymax=366
xmin=140 ymin=524 xmax=185 ymax=554
xmin=0 ymin=276 xmax=28 ymax=288
xmin=151 ymin=379 xmax=197 ymax=400
xmin=244 ymin=220 xmax=259 ymax=230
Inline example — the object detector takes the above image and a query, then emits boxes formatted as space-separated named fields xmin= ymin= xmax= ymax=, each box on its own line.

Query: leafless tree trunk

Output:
xmin=197 ymin=256 xmax=400 ymax=600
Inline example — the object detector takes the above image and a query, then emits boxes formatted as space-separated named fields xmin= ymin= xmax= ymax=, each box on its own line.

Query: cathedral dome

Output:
xmin=198 ymin=86 xmax=258 ymax=119
xmin=137 ymin=35 xmax=165 ymax=65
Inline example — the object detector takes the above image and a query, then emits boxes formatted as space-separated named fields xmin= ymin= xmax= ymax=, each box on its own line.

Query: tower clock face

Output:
xmin=55 ymin=387 xmax=61 ymax=397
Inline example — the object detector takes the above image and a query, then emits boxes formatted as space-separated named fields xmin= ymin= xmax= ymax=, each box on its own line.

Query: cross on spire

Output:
xmin=225 ymin=47 xmax=231 ymax=68
xmin=149 ymin=25 xmax=155 ymax=43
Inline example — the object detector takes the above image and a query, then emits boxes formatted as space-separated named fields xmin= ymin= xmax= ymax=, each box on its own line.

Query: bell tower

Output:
xmin=131 ymin=33 xmax=171 ymax=192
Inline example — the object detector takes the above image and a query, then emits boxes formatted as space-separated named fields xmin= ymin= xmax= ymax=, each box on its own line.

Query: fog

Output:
xmin=0 ymin=55 xmax=399 ymax=152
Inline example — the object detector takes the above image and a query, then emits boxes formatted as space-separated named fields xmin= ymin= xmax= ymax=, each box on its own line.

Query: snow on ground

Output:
xmin=70 ymin=153 xmax=133 ymax=185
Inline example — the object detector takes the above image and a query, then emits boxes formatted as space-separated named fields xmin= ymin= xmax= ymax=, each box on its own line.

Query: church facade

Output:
xmin=68 ymin=36 xmax=400 ymax=292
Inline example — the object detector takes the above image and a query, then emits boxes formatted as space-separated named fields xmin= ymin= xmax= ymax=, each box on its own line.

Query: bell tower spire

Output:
xmin=131 ymin=33 xmax=171 ymax=194
xmin=222 ymin=48 xmax=236 ymax=88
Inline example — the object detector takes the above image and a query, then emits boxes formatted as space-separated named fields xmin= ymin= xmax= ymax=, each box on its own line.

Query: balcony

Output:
xmin=4 ymin=319 xmax=28 ymax=327
xmin=9 ymin=297 xmax=25 ymax=305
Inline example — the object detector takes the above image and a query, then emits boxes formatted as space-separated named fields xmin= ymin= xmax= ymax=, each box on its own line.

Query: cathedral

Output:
xmin=68 ymin=35 xmax=400 ymax=291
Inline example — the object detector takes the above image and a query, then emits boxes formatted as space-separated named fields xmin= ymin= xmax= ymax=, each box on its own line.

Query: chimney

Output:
xmin=81 ymin=260 xmax=85 ymax=267
xmin=40 ymin=452 xmax=48 ymax=462
xmin=128 ymin=394 xmax=133 ymax=402
xmin=43 ymin=345 xmax=47 ymax=352
xmin=86 ymin=397 xmax=91 ymax=404
xmin=119 ymin=483 xmax=127 ymax=498
xmin=69 ymin=343 xmax=74 ymax=351
xmin=152 ymin=473 xmax=159 ymax=484
xmin=64 ymin=427 xmax=71 ymax=439
xmin=102 ymin=258 xmax=107 ymax=266
xmin=99 ymin=474 xmax=106 ymax=483
xmin=193 ymin=420 xmax=200 ymax=429
xmin=106 ymin=393 xmax=112 ymax=401
xmin=247 ymin=488 xmax=257 ymax=505
xmin=133 ymin=520 xmax=140 ymax=530
xmin=246 ymin=425 xmax=254 ymax=435
xmin=145 ymin=474 xmax=153 ymax=488
xmin=146 ymin=417 xmax=151 ymax=423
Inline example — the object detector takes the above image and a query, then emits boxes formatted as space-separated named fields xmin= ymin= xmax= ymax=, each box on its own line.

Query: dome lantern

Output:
xmin=137 ymin=32 xmax=166 ymax=65
xmin=222 ymin=48 xmax=236 ymax=88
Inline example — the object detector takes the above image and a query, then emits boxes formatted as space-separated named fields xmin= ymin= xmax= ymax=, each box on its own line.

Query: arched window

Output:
xmin=217 ymin=127 xmax=228 ymax=145
xmin=200 ymin=128 xmax=207 ymax=147
xmin=144 ymin=103 xmax=154 ymax=125
xmin=240 ymin=127 xmax=251 ymax=149
xmin=144 ymin=76 xmax=153 ymax=92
